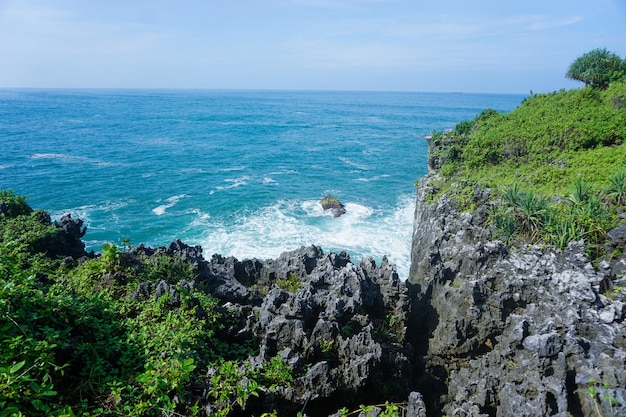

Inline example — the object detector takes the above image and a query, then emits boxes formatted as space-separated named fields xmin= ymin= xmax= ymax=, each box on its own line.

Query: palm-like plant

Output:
xmin=515 ymin=190 xmax=549 ymax=239
xmin=568 ymin=177 xmax=592 ymax=207
xmin=606 ymin=170 xmax=626 ymax=206
xmin=502 ymin=182 xmax=522 ymax=207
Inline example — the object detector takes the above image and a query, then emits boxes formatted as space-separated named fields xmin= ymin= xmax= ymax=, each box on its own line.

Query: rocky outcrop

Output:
xmin=320 ymin=195 xmax=346 ymax=217
xmin=104 ymin=172 xmax=626 ymax=416
xmin=129 ymin=241 xmax=416 ymax=416
xmin=30 ymin=212 xmax=91 ymax=260
xmin=408 ymin=173 xmax=626 ymax=417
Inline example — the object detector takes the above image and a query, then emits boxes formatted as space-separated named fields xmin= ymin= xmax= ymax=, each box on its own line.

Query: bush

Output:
xmin=0 ymin=190 xmax=33 ymax=218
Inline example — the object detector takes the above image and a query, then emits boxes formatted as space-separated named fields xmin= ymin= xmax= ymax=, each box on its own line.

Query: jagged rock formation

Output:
xmin=408 ymin=173 xmax=626 ymax=417
xmin=18 ymin=171 xmax=626 ymax=416
xmin=30 ymin=212 xmax=91 ymax=260
xmin=79 ymin=176 xmax=626 ymax=416
xmin=127 ymin=240 xmax=416 ymax=416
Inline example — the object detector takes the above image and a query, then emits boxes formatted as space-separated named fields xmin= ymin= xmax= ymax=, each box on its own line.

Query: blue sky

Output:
xmin=1 ymin=0 xmax=625 ymax=93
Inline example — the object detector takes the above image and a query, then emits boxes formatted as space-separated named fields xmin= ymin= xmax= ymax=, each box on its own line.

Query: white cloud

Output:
xmin=528 ymin=15 xmax=583 ymax=31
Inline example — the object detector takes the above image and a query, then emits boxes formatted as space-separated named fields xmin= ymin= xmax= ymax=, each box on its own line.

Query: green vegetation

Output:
xmin=426 ymin=50 xmax=626 ymax=264
xmin=0 ymin=191 xmax=405 ymax=417
xmin=336 ymin=401 xmax=408 ymax=417
xmin=566 ymin=48 xmax=626 ymax=89
xmin=0 ymin=191 xmax=305 ymax=416
xmin=275 ymin=272 xmax=302 ymax=293
xmin=587 ymin=378 xmax=619 ymax=417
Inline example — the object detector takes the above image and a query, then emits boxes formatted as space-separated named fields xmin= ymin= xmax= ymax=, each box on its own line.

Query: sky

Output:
xmin=1 ymin=0 xmax=625 ymax=93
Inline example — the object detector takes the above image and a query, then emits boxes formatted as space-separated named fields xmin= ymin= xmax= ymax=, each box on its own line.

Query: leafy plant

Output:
xmin=0 ymin=190 xmax=33 ymax=218
xmin=318 ymin=338 xmax=334 ymax=359
xmin=606 ymin=170 xmax=626 ymax=205
xmin=276 ymin=272 xmax=302 ymax=293
xmin=100 ymin=243 xmax=120 ymax=273
xmin=206 ymin=361 xmax=260 ymax=417
xmin=337 ymin=401 xmax=408 ymax=417
xmin=259 ymin=356 xmax=294 ymax=390
xmin=587 ymin=378 xmax=618 ymax=417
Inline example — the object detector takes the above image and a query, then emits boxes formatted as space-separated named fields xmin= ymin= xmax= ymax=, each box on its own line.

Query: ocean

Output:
xmin=0 ymin=89 xmax=524 ymax=278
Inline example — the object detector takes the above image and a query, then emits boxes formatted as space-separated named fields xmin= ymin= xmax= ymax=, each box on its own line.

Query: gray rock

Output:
xmin=406 ymin=391 xmax=427 ymax=417
xmin=320 ymin=195 xmax=346 ymax=217
xmin=408 ymin=173 xmax=626 ymax=417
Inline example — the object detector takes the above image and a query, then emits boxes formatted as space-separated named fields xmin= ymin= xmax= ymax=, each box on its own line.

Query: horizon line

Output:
xmin=0 ymin=86 xmax=533 ymax=96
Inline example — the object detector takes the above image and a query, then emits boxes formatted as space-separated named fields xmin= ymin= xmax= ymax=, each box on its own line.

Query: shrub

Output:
xmin=276 ymin=272 xmax=302 ymax=293
xmin=0 ymin=190 xmax=33 ymax=218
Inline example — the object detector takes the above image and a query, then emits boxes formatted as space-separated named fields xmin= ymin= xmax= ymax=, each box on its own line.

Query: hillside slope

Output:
xmin=408 ymin=85 xmax=626 ymax=416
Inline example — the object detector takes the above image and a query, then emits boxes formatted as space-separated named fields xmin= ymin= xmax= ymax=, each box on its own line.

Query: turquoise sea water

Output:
xmin=0 ymin=89 xmax=524 ymax=278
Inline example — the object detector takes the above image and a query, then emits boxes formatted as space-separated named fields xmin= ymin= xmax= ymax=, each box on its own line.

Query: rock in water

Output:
xmin=320 ymin=195 xmax=346 ymax=217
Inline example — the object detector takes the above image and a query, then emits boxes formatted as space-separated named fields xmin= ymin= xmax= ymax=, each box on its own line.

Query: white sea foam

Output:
xmin=180 ymin=168 xmax=209 ymax=174
xmin=219 ymin=166 xmax=247 ymax=172
xmin=152 ymin=194 xmax=188 ymax=216
xmin=355 ymin=174 xmax=391 ymax=182
xmin=262 ymin=177 xmax=278 ymax=185
xmin=268 ymin=169 xmax=299 ymax=175
xmin=210 ymin=176 xmax=250 ymax=194
xmin=49 ymin=199 xmax=134 ymax=231
xmin=31 ymin=153 xmax=113 ymax=167
xmin=338 ymin=157 xmax=369 ymax=171
xmin=198 ymin=195 xmax=414 ymax=279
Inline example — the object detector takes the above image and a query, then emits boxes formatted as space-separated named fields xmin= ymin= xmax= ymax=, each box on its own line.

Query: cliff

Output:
xmin=407 ymin=171 xmax=626 ymax=416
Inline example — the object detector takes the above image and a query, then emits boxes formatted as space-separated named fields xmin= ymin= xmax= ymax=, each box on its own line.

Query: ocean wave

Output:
xmin=31 ymin=153 xmax=113 ymax=167
xmin=209 ymin=176 xmax=250 ymax=195
xmin=152 ymin=194 xmax=188 ymax=216
xmin=219 ymin=166 xmax=247 ymax=172
xmin=268 ymin=169 xmax=299 ymax=175
xmin=338 ymin=157 xmax=369 ymax=171
xmin=49 ymin=199 xmax=134 ymax=229
xmin=180 ymin=167 xmax=209 ymax=174
xmin=197 ymin=195 xmax=414 ymax=279
xmin=355 ymin=174 xmax=391 ymax=182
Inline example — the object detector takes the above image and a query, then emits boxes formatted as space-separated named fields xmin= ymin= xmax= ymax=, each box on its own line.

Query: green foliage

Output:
xmin=0 ymin=213 xmax=59 ymax=256
xmin=258 ymin=356 xmax=294 ymax=390
xmin=566 ymin=48 xmax=626 ymax=88
xmin=275 ymin=272 xmax=302 ymax=293
xmin=318 ymin=338 xmax=334 ymax=359
xmin=455 ymin=84 xmax=626 ymax=170
xmin=337 ymin=401 xmax=408 ymax=417
xmin=0 ymin=193 xmax=310 ymax=416
xmin=99 ymin=243 xmax=120 ymax=273
xmin=0 ymin=200 xmax=230 ymax=416
xmin=606 ymin=170 xmax=626 ymax=206
xmin=206 ymin=361 xmax=260 ymax=417
xmin=490 ymin=177 xmax=615 ymax=258
xmin=426 ymin=82 xmax=626 ymax=262
xmin=587 ymin=378 xmax=618 ymax=417
xmin=0 ymin=190 xmax=32 ymax=218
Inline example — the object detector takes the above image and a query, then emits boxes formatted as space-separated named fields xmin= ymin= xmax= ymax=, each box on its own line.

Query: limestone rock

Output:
xmin=408 ymin=173 xmax=626 ymax=417
xmin=320 ymin=195 xmax=346 ymax=217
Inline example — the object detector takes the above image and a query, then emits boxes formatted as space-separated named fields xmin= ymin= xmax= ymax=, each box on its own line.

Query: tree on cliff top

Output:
xmin=566 ymin=48 xmax=626 ymax=89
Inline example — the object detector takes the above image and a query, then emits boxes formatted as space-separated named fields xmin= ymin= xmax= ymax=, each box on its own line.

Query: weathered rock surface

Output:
xmin=116 ymin=170 xmax=626 ymax=416
xmin=408 ymin=172 xmax=626 ymax=417
xmin=130 ymin=241 xmax=415 ymax=416
xmin=30 ymin=212 xmax=91 ymax=260
xmin=320 ymin=195 xmax=346 ymax=217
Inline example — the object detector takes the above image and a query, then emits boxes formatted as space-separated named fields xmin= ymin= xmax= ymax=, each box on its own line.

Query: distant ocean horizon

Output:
xmin=0 ymin=89 xmax=525 ymax=278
